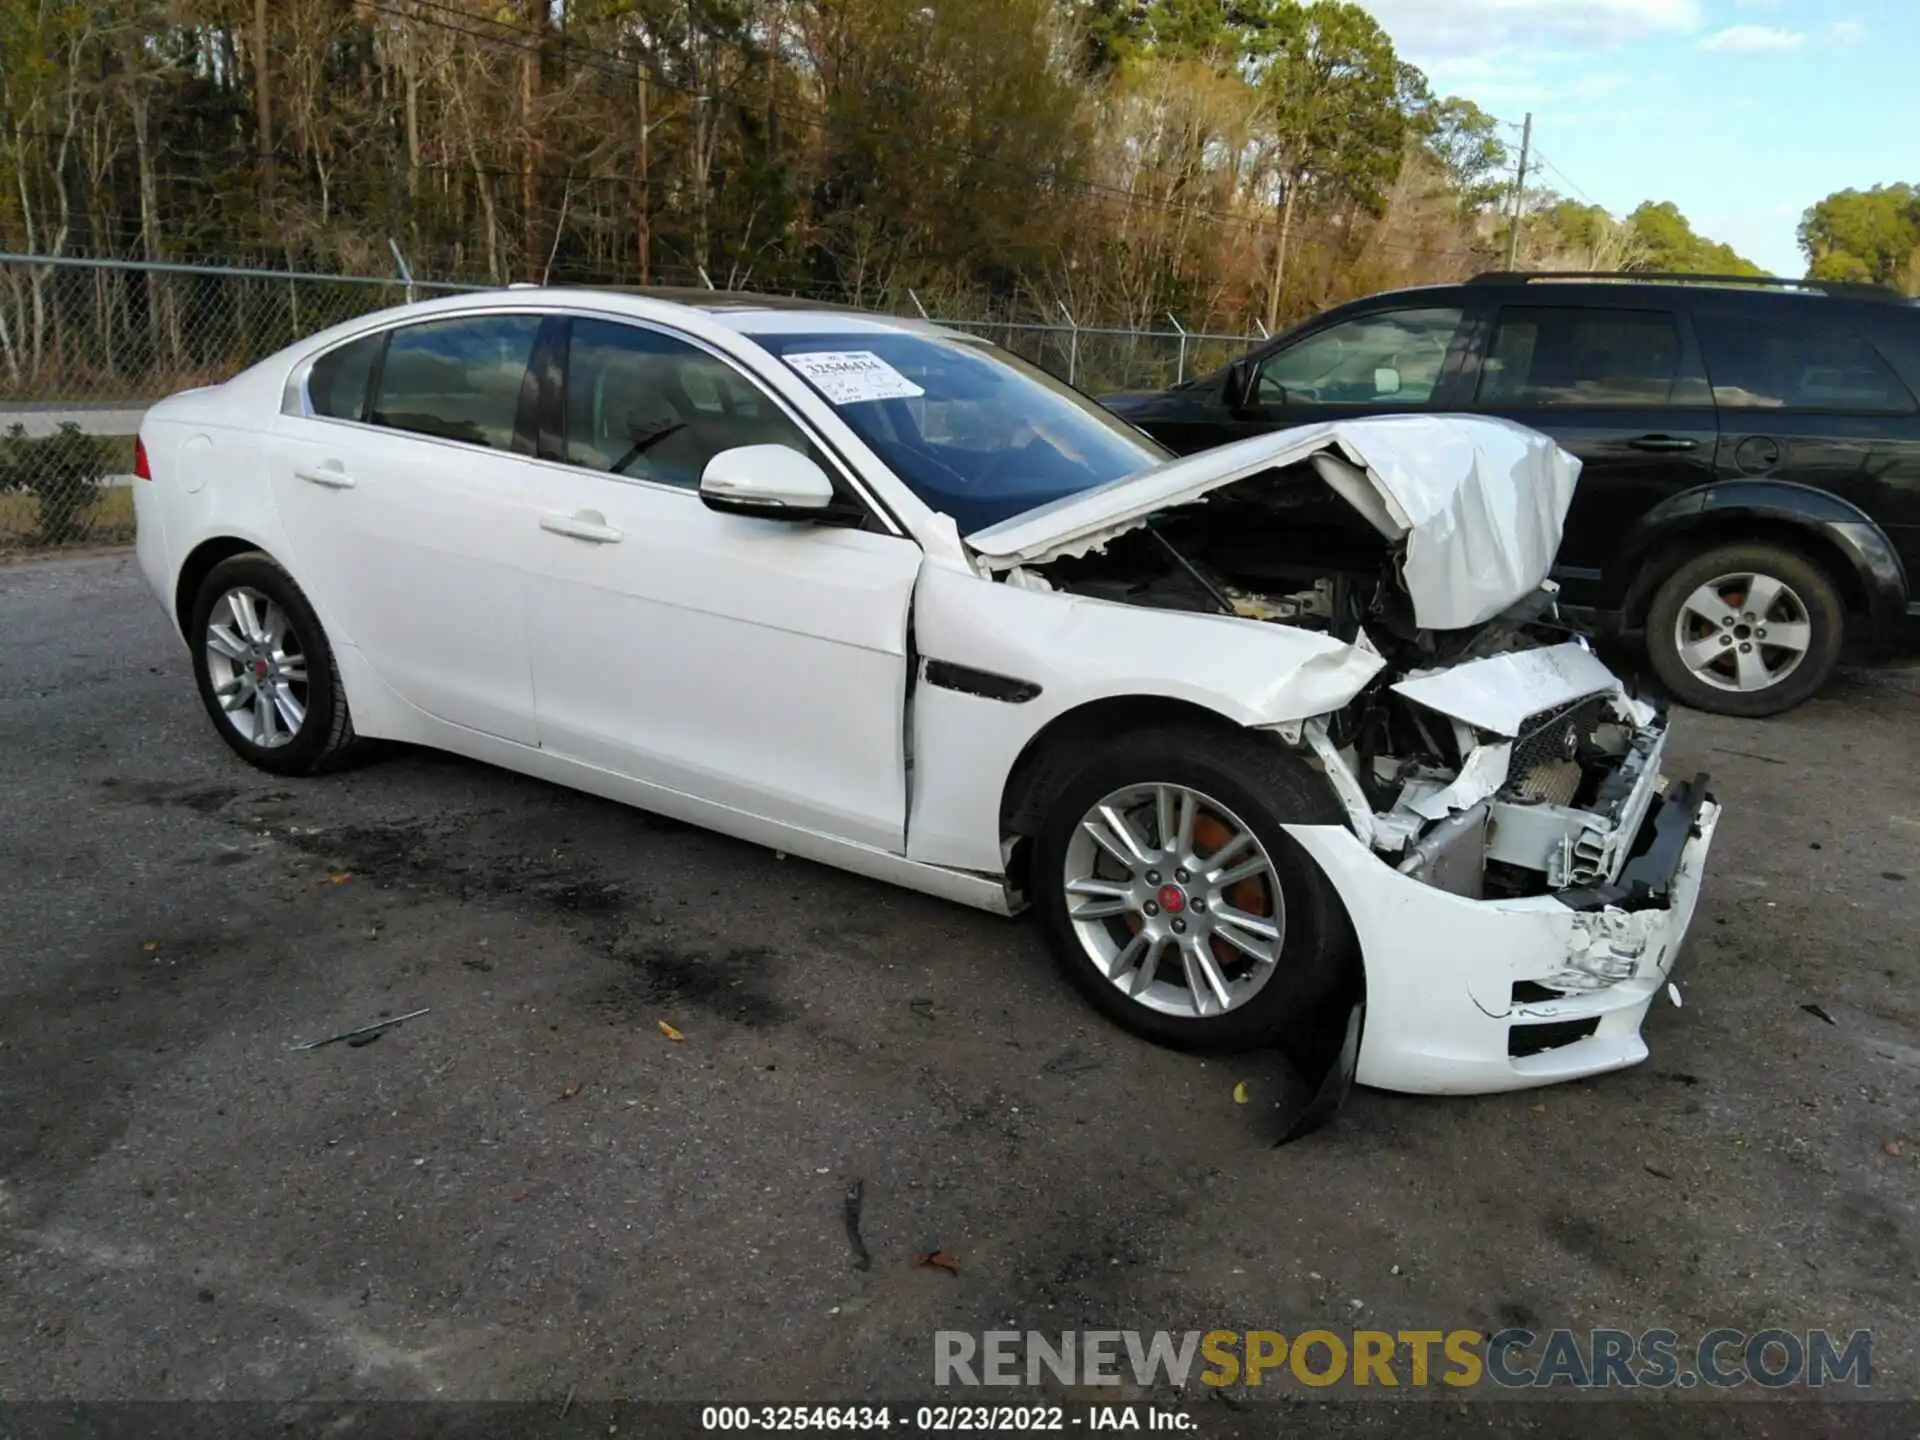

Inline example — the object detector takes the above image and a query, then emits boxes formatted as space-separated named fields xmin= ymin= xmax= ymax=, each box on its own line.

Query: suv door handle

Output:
xmin=540 ymin=509 xmax=623 ymax=544
xmin=294 ymin=464 xmax=357 ymax=489
xmin=1625 ymin=434 xmax=1699 ymax=453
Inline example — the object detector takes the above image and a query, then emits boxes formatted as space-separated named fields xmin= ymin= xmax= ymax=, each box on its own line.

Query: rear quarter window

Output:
xmin=307 ymin=332 xmax=382 ymax=421
xmin=1694 ymin=309 xmax=1917 ymax=414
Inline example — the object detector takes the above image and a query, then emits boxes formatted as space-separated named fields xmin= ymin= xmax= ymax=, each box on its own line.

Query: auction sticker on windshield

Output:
xmin=784 ymin=350 xmax=926 ymax=405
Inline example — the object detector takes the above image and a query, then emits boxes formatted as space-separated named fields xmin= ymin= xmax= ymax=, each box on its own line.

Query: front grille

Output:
xmin=1510 ymin=694 xmax=1610 ymax=786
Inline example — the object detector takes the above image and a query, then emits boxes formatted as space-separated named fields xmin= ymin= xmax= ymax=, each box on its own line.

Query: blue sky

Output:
xmin=1353 ymin=0 xmax=1912 ymax=274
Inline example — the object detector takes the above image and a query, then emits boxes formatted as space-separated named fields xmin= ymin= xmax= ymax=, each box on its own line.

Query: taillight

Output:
xmin=133 ymin=437 xmax=151 ymax=480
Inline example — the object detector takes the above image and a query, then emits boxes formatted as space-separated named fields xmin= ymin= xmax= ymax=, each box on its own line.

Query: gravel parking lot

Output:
xmin=2 ymin=551 xmax=1916 ymax=1430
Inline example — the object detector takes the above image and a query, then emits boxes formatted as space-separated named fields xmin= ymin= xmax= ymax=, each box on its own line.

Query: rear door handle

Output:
xmin=1625 ymin=434 xmax=1699 ymax=453
xmin=295 ymin=464 xmax=357 ymax=489
xmin=540 ymin=510 xmax=624 ymax=544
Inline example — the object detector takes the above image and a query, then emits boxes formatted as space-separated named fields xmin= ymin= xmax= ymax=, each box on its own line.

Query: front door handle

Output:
xmin=1625 ymin=434 xmax=1699 ymax=453
xmin=540 ymin=509 xmax=624 ymax=544
xmin=295 ymin=464 xmax=357 ymax=489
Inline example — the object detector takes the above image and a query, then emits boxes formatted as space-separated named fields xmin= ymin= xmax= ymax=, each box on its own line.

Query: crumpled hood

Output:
xmin=965 ymin=414 xmax=1582 ymax=631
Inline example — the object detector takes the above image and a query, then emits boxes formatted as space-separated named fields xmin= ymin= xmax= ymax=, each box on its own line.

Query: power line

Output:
xmin=1532 ymin=150 xmax=1604 ymax=211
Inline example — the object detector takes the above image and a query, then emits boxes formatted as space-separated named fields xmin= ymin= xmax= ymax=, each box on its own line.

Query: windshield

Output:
xmin=755 ymin=330 xmax=1168 ymax=532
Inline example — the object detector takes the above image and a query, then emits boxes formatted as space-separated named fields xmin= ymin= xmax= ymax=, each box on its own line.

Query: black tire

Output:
xmin=1644 ymin=541 xmax=1844 ymax=718
xmin=1030 ymin=723 xmax=1357 ymax=1056
xmin=188 ymin=550 xmax=364 ymax=776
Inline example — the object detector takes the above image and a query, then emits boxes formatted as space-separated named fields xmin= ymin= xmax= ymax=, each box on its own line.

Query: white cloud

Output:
xmin=1697 ymin=24 xmax=1807 ymax=53
xmin=1353 ymin=0 xmax=1701 ymax=59
xmin=1830 ymin=20 xmax=1866 ymax=45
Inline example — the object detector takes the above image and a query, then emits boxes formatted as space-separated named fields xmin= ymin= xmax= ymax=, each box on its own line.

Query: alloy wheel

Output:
xmin=204 ymin=586 xmax=309 ymax=748
xmin=1060 ymin=783 xmax=1285 ymax=1020
xmin=1672 ymin=570 xmax=1813 ymax=694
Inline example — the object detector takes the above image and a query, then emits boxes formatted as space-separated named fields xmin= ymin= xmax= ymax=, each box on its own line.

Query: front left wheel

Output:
xmin=1030 ymin=725 xmax=1358 ymax=1055
xmin=189 ymin=551 xmax=362 ymax=776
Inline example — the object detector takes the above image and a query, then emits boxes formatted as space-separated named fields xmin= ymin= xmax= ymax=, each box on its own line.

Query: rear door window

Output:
xmin=369 ymin=314 xmax=543 ymax=449
xmin=1694 ymin=311 xmax=1917 ymax=414
xmin=1478 ymin=307 xmax=1706 ymax=406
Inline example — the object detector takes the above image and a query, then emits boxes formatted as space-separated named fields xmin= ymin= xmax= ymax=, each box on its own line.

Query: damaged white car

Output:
xmin=131 ymin=292 xmax=1720 ymax=1108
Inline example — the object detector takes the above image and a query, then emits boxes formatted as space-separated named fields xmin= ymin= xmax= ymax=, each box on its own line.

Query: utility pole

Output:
xmin=1505 ymin=112 xmax=1533 ymax=271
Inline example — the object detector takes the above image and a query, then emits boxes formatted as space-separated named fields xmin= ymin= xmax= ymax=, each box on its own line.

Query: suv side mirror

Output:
xmin=699 ymin=445 xmax=837 ymax=520
xmin=1222 ymin=356 xmax=1257 ymax=412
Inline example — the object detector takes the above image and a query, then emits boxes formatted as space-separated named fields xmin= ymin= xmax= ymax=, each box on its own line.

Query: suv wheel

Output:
xmin=1030 ymin=724 xmax=1357 ymax=1055
xmin=1645 ymin=541 xmax=1844 ymax=717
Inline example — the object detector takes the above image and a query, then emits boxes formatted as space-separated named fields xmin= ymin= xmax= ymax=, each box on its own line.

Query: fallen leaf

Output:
xmin=322 ymin=873 xmax=352 ymax=885
xmin=1801 ymin=1002 xmax=1837 ymax=1025
xmin=1529 ymin=1103 xmax=1546 ymax=1114
xmin=1886 ymin=1139 xmax=1906 ymax=1158
xmin=558 ymin=1083 xmax=584 ymax=1101
xmin=914 ymin=1250 xmax=961 ymax=1274
xmin=140 ymin=940 xmax=159 ymax=953
xmin=657 ymin=1020 xmax=685 ymax=1042
xmin=1232 ymin=1082 xmax=1250 ymax=1105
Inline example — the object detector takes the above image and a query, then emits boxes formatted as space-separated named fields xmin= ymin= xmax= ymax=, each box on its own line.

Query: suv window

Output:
xmin=1479 ymin=307 xmax=1706 ymax=407
xmin=1694 ymin=311 xmax=1917 ymax=414
xmin=369 ymin=314 xmax=542 ymax=449
xmin=308 ymin=332 xmax=381 ymax=421
xmin=1256 ymin=307 xmax=1462 ymax=406
xmin=563 ymin=318 xmax=813 ymax=488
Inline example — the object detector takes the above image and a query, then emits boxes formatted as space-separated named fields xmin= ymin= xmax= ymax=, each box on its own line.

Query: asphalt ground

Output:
xmin=1 ymin=550 xmax=1915 ymax=1436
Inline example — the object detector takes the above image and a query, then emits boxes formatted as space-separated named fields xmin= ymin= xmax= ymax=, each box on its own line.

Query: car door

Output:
xmin=519 ymin=314 xmax=923 ymax=853
xmin=270 ymin=311 xmax=543 ymax=744
xmin=1126 ymin=305 xmax=1473 ymax=456
xmin=1466 ymin=302 xmax=1721 ymax=609
xmin=1692 ymin=297 xmax=1920 ymax=577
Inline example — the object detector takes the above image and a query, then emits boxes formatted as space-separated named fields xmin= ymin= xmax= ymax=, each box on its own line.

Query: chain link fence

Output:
xmin=0 ymin=253 xmax=1256 ymax=552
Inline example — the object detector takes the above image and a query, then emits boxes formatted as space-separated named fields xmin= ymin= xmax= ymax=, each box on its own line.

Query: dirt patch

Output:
xmin=588 ymin=943 xmax=789 ymax=1028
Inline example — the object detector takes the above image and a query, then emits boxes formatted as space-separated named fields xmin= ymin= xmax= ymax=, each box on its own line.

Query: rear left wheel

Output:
xmin=1030 ymin=725 xmax=1357 ymax=1055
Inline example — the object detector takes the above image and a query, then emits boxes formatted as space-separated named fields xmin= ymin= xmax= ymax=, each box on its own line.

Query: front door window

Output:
xmin=1255 ymin=307 xmax=1464 ymax=407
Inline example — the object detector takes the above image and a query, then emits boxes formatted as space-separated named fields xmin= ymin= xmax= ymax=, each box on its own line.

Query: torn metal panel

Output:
xmin=1406 ymin=741 xmax=1512 ymax=821
xmin=964 ymin=414 xmax=1580 ymax=631
xmin=1391 ymin=642 xmax=1620 ymax=736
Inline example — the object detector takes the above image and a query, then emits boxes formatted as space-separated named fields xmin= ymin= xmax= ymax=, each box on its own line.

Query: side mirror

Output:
xmin=1222 ymin=356 xmax=1256 ymax=412
xmin=1373 ymin=366 xmax=1402 ymax=397
xmin=699 ymin=445 xmax=837 ymax=520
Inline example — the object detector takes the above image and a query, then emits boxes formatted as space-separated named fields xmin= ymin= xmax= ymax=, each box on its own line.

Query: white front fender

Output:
xmin=903 ymin=563 xmax=1382 ymax=874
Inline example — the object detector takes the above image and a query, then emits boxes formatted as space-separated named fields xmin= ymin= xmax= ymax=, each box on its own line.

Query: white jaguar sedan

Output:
xmin=132 ymin=288 xmax=1720 ymax=1102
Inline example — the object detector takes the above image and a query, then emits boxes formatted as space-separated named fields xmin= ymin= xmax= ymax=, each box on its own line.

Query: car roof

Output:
xmin=447 ymin=285 xmax=969 ymax=340
xmin=1346 ymin=272 xmax=1914 ymax=313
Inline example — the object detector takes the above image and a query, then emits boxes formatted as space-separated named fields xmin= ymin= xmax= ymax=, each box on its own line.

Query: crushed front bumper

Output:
xmin=1282 ymin=785 xmax=1721 ymax=1095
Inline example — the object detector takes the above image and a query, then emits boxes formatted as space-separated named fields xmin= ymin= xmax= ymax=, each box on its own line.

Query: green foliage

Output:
xmin=1419 ymin=96 xmax=1508 ymax=213
xmin=1623 ymin=201 xmax=1763 ymax=276
xmin=0 ymin=423 xmax=113 ymax=546
xmin=1799 ymin=184 xmax=1920 ymax=290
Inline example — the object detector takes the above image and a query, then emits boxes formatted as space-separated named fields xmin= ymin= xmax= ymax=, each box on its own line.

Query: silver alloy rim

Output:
xmin=1061 ymin=783 xmax=1286 ymax=1020
xmin=1672 ymin=571 xmax=1813 ymax=694
xmin=204 ymin=587 xmax=308 ymax=748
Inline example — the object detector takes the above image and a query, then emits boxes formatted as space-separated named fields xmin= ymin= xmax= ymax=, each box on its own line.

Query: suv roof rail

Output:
xmin=1468 ymin=270 xmax=1909 ymax=303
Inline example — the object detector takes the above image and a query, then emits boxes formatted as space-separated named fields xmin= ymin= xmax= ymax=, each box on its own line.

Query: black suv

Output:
xmin=1104 ymin=272 xmax=1920 ymax=716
